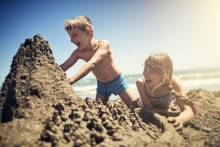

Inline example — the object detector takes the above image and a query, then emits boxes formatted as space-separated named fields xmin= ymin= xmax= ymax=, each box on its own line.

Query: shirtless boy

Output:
xmin=60 ymin=16 xmax=136 ymax=106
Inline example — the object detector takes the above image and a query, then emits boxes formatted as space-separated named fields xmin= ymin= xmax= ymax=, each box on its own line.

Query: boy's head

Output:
xmin=144 ymin=52 xmax=173 ymax=96
xmin=65 ymin=16 xmax=93 ymax=32
xmin=64 ymin=16 xmax=94 ymax=49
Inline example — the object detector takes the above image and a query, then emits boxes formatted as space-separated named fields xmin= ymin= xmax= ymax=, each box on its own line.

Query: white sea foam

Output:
xmin=74 ymin=85 xmax=96 ymax=92
xmin=182 ymin=78 xmax=220 ymax=87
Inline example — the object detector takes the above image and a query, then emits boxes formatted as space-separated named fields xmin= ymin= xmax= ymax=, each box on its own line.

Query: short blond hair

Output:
xmin=64 ymin=16 xmax=93 ymax=32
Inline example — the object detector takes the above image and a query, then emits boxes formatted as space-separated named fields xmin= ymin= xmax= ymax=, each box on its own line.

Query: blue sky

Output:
xmin=0 ymin=0 xmax=219 ymax=85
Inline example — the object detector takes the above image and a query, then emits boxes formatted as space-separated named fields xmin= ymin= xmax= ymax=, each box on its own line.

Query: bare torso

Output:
xmin=77 ymin=40 xmax=121 ymax=83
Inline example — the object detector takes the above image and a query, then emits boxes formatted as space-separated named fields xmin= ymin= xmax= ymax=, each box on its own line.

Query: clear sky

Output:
xmin=0 ymin=0 xmax=220 ymax=84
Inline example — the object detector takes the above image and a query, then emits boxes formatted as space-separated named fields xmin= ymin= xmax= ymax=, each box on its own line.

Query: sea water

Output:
xmin=74 ymin=68 xmax=220 ymax=99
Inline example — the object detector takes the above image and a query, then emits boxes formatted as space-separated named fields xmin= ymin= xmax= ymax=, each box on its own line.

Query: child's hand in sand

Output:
xmin=168 ymin=116 xmax=183 ymax=131
xmin=65 ymin=78 xmax=72 ymax=84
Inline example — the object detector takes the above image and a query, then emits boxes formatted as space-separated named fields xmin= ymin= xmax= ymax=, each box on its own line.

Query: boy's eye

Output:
xmin=72 ymin=34 xmax=77 ymax=38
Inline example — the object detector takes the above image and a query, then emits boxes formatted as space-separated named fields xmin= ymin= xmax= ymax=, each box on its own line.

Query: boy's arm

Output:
xmin=69 ymin=40 xmax=110 ymax=84
xmin=60 ymin=50 xmax=79 ymax=72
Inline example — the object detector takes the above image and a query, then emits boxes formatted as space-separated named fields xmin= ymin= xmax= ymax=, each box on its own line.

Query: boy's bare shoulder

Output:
xmin=98 ymin=40 xmax=111 ymax=49
xmin=99 ymin=39 xmax=110 ymax=44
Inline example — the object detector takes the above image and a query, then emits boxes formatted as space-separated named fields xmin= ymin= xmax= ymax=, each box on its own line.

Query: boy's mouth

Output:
xmin=76 ymin=42 xmax=80 ymax=47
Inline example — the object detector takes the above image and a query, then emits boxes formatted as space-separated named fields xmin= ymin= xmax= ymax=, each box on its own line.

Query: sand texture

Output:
xmin=0 ymin=35 xmax=219 ymax=147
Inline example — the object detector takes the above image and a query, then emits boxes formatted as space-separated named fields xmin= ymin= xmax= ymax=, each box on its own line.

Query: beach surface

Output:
xmin=0 ymin=35 xmax=219 ymax=147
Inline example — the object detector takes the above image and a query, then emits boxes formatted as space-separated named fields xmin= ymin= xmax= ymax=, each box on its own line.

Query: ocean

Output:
xmin=74 ymin=68 xmax=220 ymax=100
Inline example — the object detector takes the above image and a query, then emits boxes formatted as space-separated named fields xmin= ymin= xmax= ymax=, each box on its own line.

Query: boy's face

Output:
xmin=67 ymin=27 xmax=92 ymax=50
xmin=143 ymin=65 xmax=162 ymax=88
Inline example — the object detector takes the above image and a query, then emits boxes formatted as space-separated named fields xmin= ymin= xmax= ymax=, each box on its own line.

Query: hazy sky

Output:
xmin=0 ymin=0 xmax=219 ymax=84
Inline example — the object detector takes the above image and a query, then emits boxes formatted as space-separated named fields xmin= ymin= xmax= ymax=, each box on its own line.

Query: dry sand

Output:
xmin=0 ymin=35 xmax=219 ymax=147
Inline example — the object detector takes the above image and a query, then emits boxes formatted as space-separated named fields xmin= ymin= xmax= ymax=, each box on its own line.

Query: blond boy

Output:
xmin=60 ymin=16 xmax=136 ymax=106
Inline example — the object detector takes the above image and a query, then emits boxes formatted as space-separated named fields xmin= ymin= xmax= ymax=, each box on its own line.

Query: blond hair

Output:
xmin=64 ymin=16 xmax=93 ymax=32
xmin=145 ymin=52 xmax=196 ymax=113
xmin=145 ymin=52 xmax=173 ymax=96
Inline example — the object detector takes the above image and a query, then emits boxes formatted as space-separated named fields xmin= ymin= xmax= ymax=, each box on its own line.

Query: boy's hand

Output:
xmin=168 ymin=116 xmax=183 ymax=131
xmin=65 ymin=78 xmax=72 ymax=84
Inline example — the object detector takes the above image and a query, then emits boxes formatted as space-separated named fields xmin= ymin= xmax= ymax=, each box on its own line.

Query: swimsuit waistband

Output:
xmin=98 ymin=74 xmax=123 ymax=84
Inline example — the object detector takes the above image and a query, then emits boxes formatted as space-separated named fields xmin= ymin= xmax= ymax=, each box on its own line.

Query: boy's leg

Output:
xmin=96 ymin=80 xmax=110 ymax=104
xmin=119 ymin=88 xmax=137 ymax=107
xmin=96 ymin=93 xmax=110 ymax=104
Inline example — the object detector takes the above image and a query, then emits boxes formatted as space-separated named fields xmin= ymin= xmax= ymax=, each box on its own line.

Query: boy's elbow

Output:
xmin=101 ymin=40 xmax=111 ymax=51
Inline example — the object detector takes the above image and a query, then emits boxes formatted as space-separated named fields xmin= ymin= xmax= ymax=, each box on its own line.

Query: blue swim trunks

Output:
xmin=97 ymin=74 xmax=129 ymax=97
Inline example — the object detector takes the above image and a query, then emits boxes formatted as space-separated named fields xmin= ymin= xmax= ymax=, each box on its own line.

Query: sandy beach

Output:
xmin=0 ymin=35 xmax=219 ymax=147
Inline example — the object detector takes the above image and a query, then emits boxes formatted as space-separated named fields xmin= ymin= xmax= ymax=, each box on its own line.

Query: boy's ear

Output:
xmin=86 ymin=27 xmax=93 ymax=36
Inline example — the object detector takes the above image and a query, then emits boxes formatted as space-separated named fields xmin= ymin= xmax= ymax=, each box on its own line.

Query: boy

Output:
xmin=60 ymin=16 xmax=136 ymax=106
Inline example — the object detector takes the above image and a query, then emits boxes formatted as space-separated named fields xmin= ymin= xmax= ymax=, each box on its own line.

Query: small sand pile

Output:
xmin=0 ymin=35 xmax=219 ymax=147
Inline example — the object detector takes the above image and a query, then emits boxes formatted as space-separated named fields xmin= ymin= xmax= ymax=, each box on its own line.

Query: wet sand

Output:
xmin=0 ymin=35 xmax=219 ymax=147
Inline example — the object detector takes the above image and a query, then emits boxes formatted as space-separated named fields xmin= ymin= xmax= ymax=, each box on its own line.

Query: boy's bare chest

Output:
xmin=80 ymin=51 xmax=96 ymax=62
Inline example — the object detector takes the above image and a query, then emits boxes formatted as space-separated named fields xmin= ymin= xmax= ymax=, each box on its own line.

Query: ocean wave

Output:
xmin=74 ymin=78 xmax=220 ymax=93
xmin=74 ymin=85 xmax=96 ymax=92
xmin=176 ymin=72 xmax=220 ymax=80
xmin=182 ymin=78 xmax=220 ymax=88
xmin=74 ymin=70 xmax=220 ymax=87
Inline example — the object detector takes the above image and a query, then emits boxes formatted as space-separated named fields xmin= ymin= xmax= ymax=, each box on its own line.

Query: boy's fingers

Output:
xmin=66 ymin=78 xmax=74 ymax=85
